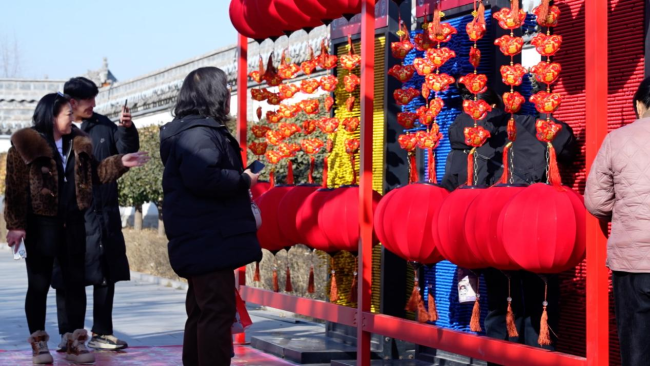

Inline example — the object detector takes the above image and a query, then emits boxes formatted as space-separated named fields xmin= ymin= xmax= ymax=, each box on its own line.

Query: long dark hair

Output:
xmin=173 ymin=67 xmax=230 ymax=123
xmin=32 ymin=92 xmax=70 ymax=142
xmin=633 ymin=76 xmax=650 ymax=118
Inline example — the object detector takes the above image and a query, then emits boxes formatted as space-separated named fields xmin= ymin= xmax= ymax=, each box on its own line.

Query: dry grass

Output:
xmin=123 ymin=228 xmax=184 ymax=282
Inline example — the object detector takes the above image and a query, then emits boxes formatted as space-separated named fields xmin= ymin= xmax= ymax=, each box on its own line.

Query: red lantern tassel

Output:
xmin=272 ymin=268 xmax=279 ymax=293
xmin=408 ymin=152 xmax=418 ymax=184
xmin=349 ymin=271 xmax=358 ymax=303
xmin=470 ymin=295 xmax=482 ymax=332
xmin=547 ymin=143 xmax=563 ymax=187
xmin=476 ymin=1 xmax=485 ymax=27
xmin=428 ymin=293 xmax=438 ymax=322
xmin=432 ymin=8 xmax=442 ymax=38
xmin=417 ymin=297 xmax=429 ymax=323
xmin=322 ymin=157 xmax=328 ymax=188
xmin=466 ymin=148 xmax=476 ymax=186
xmin=307 ymin=266 xmax=315 ymax=293
xmin=506 ymin=299 xmax=518 ymax=337
xmin=330 ymin=269 xmax=339 ymax=302
xmin=287 ymin=160 xmax=294 ymax=185
xmin=428 ymin=148 xmax=436 ymax=184
xmin=500 ymin=142 xmax=512 ymax=184
xmin=350 ymin=155 xmax=357 ymax=185
xmin=511 ymin=0 xmax=520 ymax=26
xmin=270 ymin=169 xmax=275 ymax=188
xmin=308 ymin=156 xmax=315 ymax=184
xmin=253 ymin=261 xmax=261 ymax=282
xmin=285 ymin=266 xmax=293 ymax=292
xmin=537 ymin=0 xmax=550 ymax=25
xmin=538 ymin=282 xmax=552 ymax=346
xmin=405 ymin=271 xmax=420 ymax=312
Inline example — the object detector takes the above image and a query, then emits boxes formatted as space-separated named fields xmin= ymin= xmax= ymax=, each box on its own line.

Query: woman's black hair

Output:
xmin=173 ymin=67 xmax=230 ymax=123
xmin=633 ymin=76 xmax=650 ymax=118
xmin=32 ymin=93 xmax=70 ymax=142
xmin=458 ymin=83 xmax=504 ymax=109
xmin=64 ymin=77 xmax=99 ymax=100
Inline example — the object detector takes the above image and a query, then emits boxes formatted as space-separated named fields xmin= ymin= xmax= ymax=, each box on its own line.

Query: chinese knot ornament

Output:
xmin=302 ymin=120 xmax=318 ymax=135
xmin=416 ymin=106 xmax=437 ymax=126
xmin=278 ymin=104 xmax=301 ymax=119
xmin=252 ymin=125 xmax=271 ymax=138
xmin=493 ymin=6 xmax=526 ymax=30
xmin=344 ymin=74 xmax=361 ymax=93
xmin=426 ymin=47 xmax=456 ymax=68
xmin=299 ymin=99 xmax=320 ymax=115
xmin=266 ymin=92 xmax=284 ymax=106
xmin=459 ymin=74 xmax=488 ymax=95
xmin=464 ymin=125 xmax=491 ymax=147
xmin=425 ymin=73 xmax=455 ymax=93
xmin=397 ymin=112 xmax=418 ymax=129
xmin=278 ymin=123 xmax=301 ymax=138
xmin=416 ymin=130 xmax=443 ymax=150
xmin=279 ymin=84 xmax=299 ymax=99
xmin=342 ymin=117 xmax=360 ymax=133
xmin=391 ymin=21 xmax=414 ymax=59
xmin=266 ymin=111 xmax=283 ymax=124
xmin=531 ymin=34 xmax=562 ymax=57
xmin=265 ymin=150 xmax=284 ymax=165
xmin=531 ymin=61 xmax=562 ymax=85
xmin=249 ymin=141 xmax=268 ymax=156
xmin=317 ymin=39 xmax=338 ymax=70
xmin=463 ymin=100 xmax=493 ymax=121
xmin=388 ymin=65 xmax=416 ymax=83
xmin=534 ymin=1 xmax=560 ymax=28
xmin=530 ymin=91 xmax=562 ymax=114
xmin=500 ymin=64 xmax=527 ymax=86
xmin=265 ymin=130 xmax=284 ymax=146
xmin=300 ymin=79 xmax=321 ymax=94
xmin=394 ymin=88 xmax=420 ymax=106
xmin=413 ymin=57 xmax=435 ymax=76
xmin=320 ymin=75 xmax=339 ymax=92
xmin=301 ymin=138 xmax=324 ymax=155
xmin=503 ymin=92 xmax=525 ymax=114
xmin=339 ymin=35 xmax=361 ymax=71
xmin=318 ymin=117 xmax=340 ymax=134
xmin=494 ymin=35 xmax=524 ymax=57
xmin=251 ymin=88 xmax=269 ymax=102
xmin=398 ymin=134 xmax=418 ymax=152
xmin=300 ymin=46 xmax=318 ymax=75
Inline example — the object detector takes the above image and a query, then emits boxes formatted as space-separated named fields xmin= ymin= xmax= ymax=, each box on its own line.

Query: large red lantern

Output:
xmin=498 ymin=183 xmax=585 ymax=273
xmin=301 ymin=0 xmax=342 ymax=24
xmin=435 ymin=186 xmax=487 ymax=269
xmin=317 ymin=0 xmax=361 ymax=20
xmin=242 ymin=0 xmax=286 ymax=40
xmin=255 ymin=185 xmax=295 ymax=253
xmin=229 ymin=0 xmax=259 ymax=39
xmin=379 ymin=183 xmax=448 ymax=264
xmin=319 ymin=186 xmax=381 ymax=253
xmin=251 ymin=181 xmax=272 ymax=201
xmin=464 ymin=184 xmax=527 ymax=270
xmin=374 ymin=188 xmax=400 ymax=249
xmin=274 ymin=0 xmax=324 ymax=31
xmin=296 ymin=189 xmax=335 ymax=252
xmin=277 ymin=184 xmax=321 ymax=245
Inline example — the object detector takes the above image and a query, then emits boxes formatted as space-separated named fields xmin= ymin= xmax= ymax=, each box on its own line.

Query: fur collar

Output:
xmin=11 ymin=126 xmax=92 ymax=164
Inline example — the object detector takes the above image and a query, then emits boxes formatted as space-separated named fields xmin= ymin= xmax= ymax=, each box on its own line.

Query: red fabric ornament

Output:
xmin=494 ymin=35 xmax=524 ymax=57
xmin=531 ymin=34 xmax=563 ymax=57
xmin=279 ymin=84 xmax=300 ymax=99
xmin=421 ymin=84 xmax=431 ymax=100
xmin=256 ymin=107 xmax=262 ymax=121
xmin=342 ymin=117 xmax=360 ymax=133
xmin=278 ymin=50 xmax=298 ymax=80
xmin=466 ymin=2 xmax=487 ymax=42
xmin=416 ymin=130 xmax=443 ymax=150
xmin=296 ymin=189 xmax=336 ymax=252
xmin=397 ymin=112 xmax=418 ymax=129
xmin=277 ymin=184 xmax=321 ymax=245
xmin=459 ymin=74 xmax=488 ymax=95
xmin=264 ymin=54 xmax=283 ymax=87
xmin=267 ymin=93 xmax=284 ymax=106
xmin=463 ymin=100 xmax=493 ymax=121
xmin=413 ymin=57 xmax=435 ymax=76
xmin=507 ymin=118 xmax=517 ymax=141
xmin=493 ymin=8 xmax=527 ymax=30
xmin=503 ymin=92 xmax=526 ymax=114
xmin=300 ymin=46 xmax=319 ymax=76
xmin=469 ymin=47 xmax=481 ymax=69
xmin=398 ymin=134 xmax=418 ymax=152
xmin=531 ymin=92 xmax=562 ymax=114
xmin=345 ymin=138 xmax=360 ymax=155
xmin=265 ymin=150 xmax=284 ymax=164
xmin=319 ymin=186 xmax=381 ymax=253
xmin=499 ymin=184 xmax=585 ymax=273
xmin=317 ymin=40 xmax=338 ymax=70
xmin=377 ymin=184 xmax=448 ymax=264
xmin=302 ymin=120 xmax=318 ymax=135
xmin=394 ymin=88 xmax=420 ymax=106
xmin=320 ymin=75 xmax=339 ymax=92
xmin=531 ymin=61 xmax=562 ymax=85
xmin=388 ymin=65 xmax=416 ymax=83
xmin=300 ymin=99 xmax=320 ymax=115
xmin=344 ymin=74 xmax=361 ymax=93
xmin=278 ymin=104 xmax=301 ymax=119
xmin=425 ymin=73 xmax=455 ymax=93
xmin=428 ymin=23 xmax=457 ymax=44
xmin=266 ymin=111 xmax=283 ymax=124
xmin=326 ymin=139 xmax=334 ymax=153
xmin=301 ymin=138 xmax=324 ymax=154
xmin=255 ymin=186 xmax=295 ymax=252
xmin=391 ymin=40 xmax=415 ymax=60
xmin=325 ymin=97 xmax=334 ymax=112
xmin=534 ymin=3 xmax=560 ymax=28
xmin=346 ymin=96 xmax=356 ymax=112
xmin=500 ymin=64 xmax=527 ymax=87
xmin=249 ymin=141 xmax=268 ymax=156
xmin=248 ymin=56 xmax=265 ymax=83
xmin=535 ymin=119 xmax=562 ymax=143
xmin=429 ymin=98 xmax=445 ymax=116
xmin=250 ymin=181 xmax=272 ymax=201
xmin=464 ymin=125 xmax=491 ymax=147
xmin=414 ymin=32 xmax=436 ymax=52
xmin=416 ymin=106 xmax=436 ymax=126
xmin=465 ymin=185 xmax=527 ymax=270
xmin=425 ymin=48 xmax=456 ymax=68
xmin=435 ymin=187 xmax=488 ymax=268
xmin=318 ymin=117 xmax=340 ymax=134
xmin=340 ymin=36 xmax=361 ymax=71
xmin=251 ymin=88 xmax=269 ymax=102
xmin=278 ymin=142 xmax=300 ymax=158
xmin=277 ymin=122 xmax=301 ymax=139
xmin=266 ymin=130 xmax=285 ymax=146
xmin=252 ymin=125 xmax=271 ymax=138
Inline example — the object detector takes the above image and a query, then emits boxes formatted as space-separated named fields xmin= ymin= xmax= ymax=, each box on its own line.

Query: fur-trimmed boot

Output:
xmin=28 ymin=330 xmax=53 ymax=364
xmin=64 ymin=329 xmax=95 ymax=364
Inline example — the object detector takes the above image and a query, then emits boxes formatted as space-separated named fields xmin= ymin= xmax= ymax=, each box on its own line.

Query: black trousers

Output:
xmin=183 ymin=269 xmax=236 ymax=366
xmin=56 ymin=283 xmax=115 ymax=335
xmin=613 ymin=271 xmax=650 ymax=366
xmin=24 ymin=219 xmax=87 ymax=335
xmin=483 ymin=269 xmax=559 ymax=366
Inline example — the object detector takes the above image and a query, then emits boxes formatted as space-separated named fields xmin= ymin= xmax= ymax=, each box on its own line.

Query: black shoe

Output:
xmin=87 ymin=334 xmax=128 ymax=350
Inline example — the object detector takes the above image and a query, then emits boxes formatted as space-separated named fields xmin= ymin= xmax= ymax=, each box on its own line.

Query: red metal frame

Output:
xmin=236 ymin=34 xmax=248 ymax=290
xmin=233 ymin=0 xmax=609 ymax=364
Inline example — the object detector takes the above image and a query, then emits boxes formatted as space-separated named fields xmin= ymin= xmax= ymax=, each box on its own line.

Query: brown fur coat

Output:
xmin=4 ymin=127 xmax=128 ymax=230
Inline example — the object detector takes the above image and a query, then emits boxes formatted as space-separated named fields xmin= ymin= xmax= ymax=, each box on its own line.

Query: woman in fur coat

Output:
xmin=4 ymin=93 xmax=148 ymax=364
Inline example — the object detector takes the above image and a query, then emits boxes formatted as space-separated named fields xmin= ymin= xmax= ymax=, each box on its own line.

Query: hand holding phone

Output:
xmin=246 ymin=160 xmax=265 ymax=174
xmin=120 ymin=99 xmax=133 ymax=128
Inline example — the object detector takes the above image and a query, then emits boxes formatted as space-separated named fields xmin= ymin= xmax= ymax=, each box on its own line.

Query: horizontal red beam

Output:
xmin=362 ymin=313 xmax=587 ymax=366
xmin=240 ymin=286 xmax=357 ymax=327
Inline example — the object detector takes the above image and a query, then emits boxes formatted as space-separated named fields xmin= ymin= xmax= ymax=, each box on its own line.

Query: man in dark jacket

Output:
xmin=54 ymin=77 xmax=139 ymax=351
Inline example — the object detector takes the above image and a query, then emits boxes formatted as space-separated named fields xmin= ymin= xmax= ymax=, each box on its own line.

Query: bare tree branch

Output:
xmin=0 ymin=33 xmax=22 ymax=78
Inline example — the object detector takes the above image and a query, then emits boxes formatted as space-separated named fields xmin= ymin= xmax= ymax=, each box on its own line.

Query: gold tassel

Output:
xmin=538 ymin=282 xmax=552 ymax=346
xmin=470 ymin=295 xmax=482 ymax=332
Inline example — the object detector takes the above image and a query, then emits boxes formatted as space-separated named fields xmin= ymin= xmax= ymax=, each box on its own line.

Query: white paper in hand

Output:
xmin=13 ymin=238 xmax=26 ymax=260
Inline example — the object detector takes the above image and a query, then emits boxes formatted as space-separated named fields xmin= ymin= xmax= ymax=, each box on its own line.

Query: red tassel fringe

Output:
xmin=547 ymin=143 xmax=562 ymax=186
xmin=470 ymin=297 xmax=482 ymax=332
xmin=506 ymin=300 xmax=519 ymax=337
xmin=537 ymin=0 xmax=550 ymax=25
xmin=308 ymin=156 xmax=315 ymax=184
xmin=350 ymin=155 xmax=357 ymax=185
xmin=500 ymin=142 xmax=512 ymax=184
xmin=539 ymin=305 xmax=551 ymax=346
xmin=428 ymin=293 xmax=438 ymax=322
xmin=467 ymin=149 xmax=475 ymax=186
xmin=330 ymin=270 xmax=339 ymax=302
xmin=272 ymin=268 xmax=279 ymax=293
xmin=409 ymin=153 xmax=418 ymax=184
xmin=322 ymin=157 xmax=328 ymax=188
xmin=287 ymin=160 xmax=294 ymax=185
xmin=307 ymin=266 xmax=315 ymax=294
xmin=285 ymin=266 xmax=293 ymax=292
xmin=349 ymin=272 xmax=358 ymax=304
xmin=511 ymin=0 xmax=521 ymax=26
xmin=428 ymin=148 xmax=436 ymax=184
xmin=253 ymin=261 xmax=261 ymax=282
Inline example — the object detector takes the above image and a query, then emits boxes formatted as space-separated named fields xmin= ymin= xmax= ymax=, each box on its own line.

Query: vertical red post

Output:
xmin=236 ymin=34 xmax=248 ymax=290
xmin=585 ymin=0 xmax=609 ymax=365
xmin=358 ymin=0 xmax=375 ymax=365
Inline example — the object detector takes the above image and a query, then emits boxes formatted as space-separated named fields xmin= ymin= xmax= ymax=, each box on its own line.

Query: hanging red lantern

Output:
xmin=425 ymin=47 xmax=456 ymax=68
xmin=531 ymin=61 xmax=562 ymax=85
xmin=296 ymin=189 xmax=336 ymax=252
xmin=435 ymin=187 xmax=488 ymax=269
xmin=459 ymin=74 xmax=488 ymax=94
xmin=464 ymin=185 xmax=527 ymax=270
xmin=301 ymin=79 xmax=321 ymax=94
xmin=388 ymin=65 xmax=416 ymax=83
xmin=301 ymin=0 xmax=342 ymax=23
xmin=531 ymin=34 xmax=563 ymax=57
xmin=302 ymin=120 xmax=318 ymax=135
xmin=425 ymin=73 xmax=455 ymax=93
xmin=397 ymin=112 xmax=418 ymax=129
xmin=413 ymin=57 xmax=435 ymax=76
xmin=277 ymin=184 xmax=321 ymax=245
xmin=251 ymin=181 xmax=272 ymax=201
xmin=500 ymin=64 xmax=527 ymax=87
xmin=499 ymin=184 xmax=585 ymax=273
xmin=255 ymin=186 xmax=295 ymax=253
xmin=274 ymin=0 xmax=324 ymax=32
xmin=494 ymin=35 xmax=524 ymax=57
xmin=530 ymin=91 xmax=562 ymax=114
xmin=503 ymin=91 xmax=525 ymax=114
xmin=320 ymin=75 xmax=339 ymax=92
xmin=243 ymin=0 xmax=287 ymax=40
xmin=374 ymin=188 xmax=400 ymax=251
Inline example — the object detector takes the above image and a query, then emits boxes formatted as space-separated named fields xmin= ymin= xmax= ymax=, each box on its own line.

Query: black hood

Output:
xmin=160 ymin=115 xmax=225 ymax=165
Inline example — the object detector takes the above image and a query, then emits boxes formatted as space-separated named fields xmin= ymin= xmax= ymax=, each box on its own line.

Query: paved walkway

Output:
xmin=0 ymin=245 xmax=324 ymax=364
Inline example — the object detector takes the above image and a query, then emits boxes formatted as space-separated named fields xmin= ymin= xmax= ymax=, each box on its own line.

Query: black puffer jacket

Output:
xmin=441 ymin=109 xmax=576 ymax=190
xmin=160 ymin=115 xmax=262 ymax=278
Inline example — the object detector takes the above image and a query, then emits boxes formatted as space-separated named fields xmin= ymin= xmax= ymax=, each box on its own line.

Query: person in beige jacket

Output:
xmin=585 ymin=77 xmax=650 ymax=366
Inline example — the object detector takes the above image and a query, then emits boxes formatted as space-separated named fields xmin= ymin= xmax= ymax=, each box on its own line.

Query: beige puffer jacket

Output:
xmin=585 ymin=117 xmax=650 ymax=273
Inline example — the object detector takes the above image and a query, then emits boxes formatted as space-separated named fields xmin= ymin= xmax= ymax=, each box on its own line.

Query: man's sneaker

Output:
xmin=88 ymin=334 xmax=128 ymax=350
xmin=28 ymin=330 xmax=54 ymax=364
xmin=56 ymin=334 xmax=68 ymax=353
xmin=65 ymin=329 xmax=95 ymax=364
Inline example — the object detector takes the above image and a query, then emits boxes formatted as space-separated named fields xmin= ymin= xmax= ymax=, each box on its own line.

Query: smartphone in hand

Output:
xmin=13 ymin=238 xmax=26 ymax=260
xmin=246 ymin=160 xmax=265 ymax=174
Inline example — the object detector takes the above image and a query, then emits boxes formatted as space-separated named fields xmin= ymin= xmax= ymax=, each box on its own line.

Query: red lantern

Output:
xmin=494 ymin=35 xmax=524 ymax=57
xmin=388 ymin=65 xmax=416 ymax=83
xmin=243 ymin=0 xmax=288 ymax=40
xmin=301 ymin=0 xmax=342 ymax=23
xmin=277 ymin=184 xmax=321 ymax=245
xmin=319 ymin=186 xmax=381 ymax=253
xmin=459 ymin=74 xmax=488 ymax=95
xmin=464 ymin=185 xmax=527 ymax=270
xmin=531 ymin=34 xmax=563 ymax=57
xmin=374 ymin=188 xmax=400 ymax=251
xmin=435 ymin=187 xmax=487 ymax=269
xmin=274 ymin=0 xmax=324 ymax=31
xmin=251 ymin=181 xmax=272 ymax=201
xmin=301 ymin=79 xmax=321 ymax=94
xmin=379 ymin=183 xmax=449 ymax=264
xmin=296 ymin=189 xmax=336 ymax=252
xmin=255 ymin=186 xmax=295 ymax=253
xmin=499 ymin=184 xmax=585 ymax=273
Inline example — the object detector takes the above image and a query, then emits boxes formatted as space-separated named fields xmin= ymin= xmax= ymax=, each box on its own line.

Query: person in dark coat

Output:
xmin=160 ymin=67 xmax=262 ymax=366
xmin=52 ymin=77 xmax=139 ymax=351
xmin=441 ymin=87 xmax=576 ymax=357
xmin=4 ymin=93 xmax=148 ymax=364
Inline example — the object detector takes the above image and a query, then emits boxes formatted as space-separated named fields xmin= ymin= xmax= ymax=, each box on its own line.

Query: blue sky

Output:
xmin=0 ymin=1 xmax=237 ymax=81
